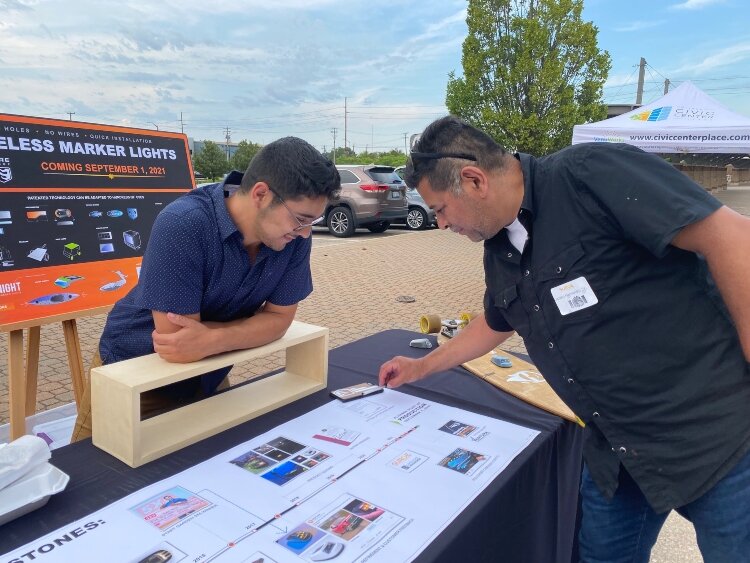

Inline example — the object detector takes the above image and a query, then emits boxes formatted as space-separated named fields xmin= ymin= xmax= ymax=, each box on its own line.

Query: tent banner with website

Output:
xmin=572 ymin=81 xmax=750 ymax=153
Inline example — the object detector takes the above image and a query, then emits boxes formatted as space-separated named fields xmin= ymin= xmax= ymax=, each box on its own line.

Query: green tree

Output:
xmin=372 ymin=149 xmax=407 ymax=168
xmin=446 ymin=0 xmax=610 ymax=154
xmin=193 ymin=140 xmax=230 ymax=180
xmin=326 ymin=146 xmax=357 ymax=164
xmin=230 ymin=140 xmax=263 ymax=172
xmin=326 ymin=148 xmax=408 ymax=168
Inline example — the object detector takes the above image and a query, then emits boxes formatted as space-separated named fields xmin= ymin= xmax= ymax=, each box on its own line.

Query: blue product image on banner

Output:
xmin=123 ymin=230 xmax=141 ymax=250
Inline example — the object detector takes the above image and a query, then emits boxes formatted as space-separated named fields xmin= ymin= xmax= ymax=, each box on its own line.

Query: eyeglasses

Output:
xmin=267 ymin=186 xmax=325 ymax=232
xmin=410 ymin=151 xmax=477 ymax=162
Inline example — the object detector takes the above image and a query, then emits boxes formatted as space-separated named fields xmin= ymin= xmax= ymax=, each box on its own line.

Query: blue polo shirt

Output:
xmin=99 ymin=181 xmax=313 ymax=393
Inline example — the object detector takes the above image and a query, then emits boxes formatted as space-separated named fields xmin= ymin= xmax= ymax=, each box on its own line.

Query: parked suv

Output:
xmin=325 ymin=165 xmax=408 ymax=237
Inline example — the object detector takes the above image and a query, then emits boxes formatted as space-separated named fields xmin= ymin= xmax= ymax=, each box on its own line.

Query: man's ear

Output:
xmin=249 ymin=182 xmax=272 ymax=207
xmin=460 ymin=166 xmax=489 ymax=198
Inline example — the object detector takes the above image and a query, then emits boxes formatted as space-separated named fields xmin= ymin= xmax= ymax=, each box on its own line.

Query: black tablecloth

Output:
xmin=0 ymin=329 xmax=583 ymax=562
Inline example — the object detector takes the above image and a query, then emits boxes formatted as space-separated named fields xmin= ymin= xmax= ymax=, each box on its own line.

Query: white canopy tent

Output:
xmin=572 ymin=81 xmax=750 ymax=154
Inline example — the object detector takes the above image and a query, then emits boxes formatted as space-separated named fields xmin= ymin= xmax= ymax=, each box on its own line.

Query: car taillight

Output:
xmin=359 ymin=184 xmax=389 ymax=192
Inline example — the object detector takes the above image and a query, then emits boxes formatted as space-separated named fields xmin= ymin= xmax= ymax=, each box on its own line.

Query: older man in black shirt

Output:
xmin=379 ymin=116 xmax=750 ymax=562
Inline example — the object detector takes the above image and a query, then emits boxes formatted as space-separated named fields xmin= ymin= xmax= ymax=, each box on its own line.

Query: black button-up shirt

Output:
xmin=483 ymin=143 xmax=750 ymax=512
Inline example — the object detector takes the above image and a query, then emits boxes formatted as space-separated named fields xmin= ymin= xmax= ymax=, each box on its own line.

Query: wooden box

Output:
xmin=91 ymin=321 xmax=328 ymax=467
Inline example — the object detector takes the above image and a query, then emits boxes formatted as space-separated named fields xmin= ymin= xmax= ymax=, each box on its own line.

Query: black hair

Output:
xmin=239 ymin=137 xmax=340 ymax=201
xmin=405 ymin=116 xmax=509 ymax=193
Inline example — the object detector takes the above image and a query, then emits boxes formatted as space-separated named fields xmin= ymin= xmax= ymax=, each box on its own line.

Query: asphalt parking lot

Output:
xmin=2 ymin=185 xmax=749 ymax=561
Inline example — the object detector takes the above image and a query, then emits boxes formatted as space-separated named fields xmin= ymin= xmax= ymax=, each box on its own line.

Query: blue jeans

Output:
xmin=578 ymin=448 xmax=750 ymax=563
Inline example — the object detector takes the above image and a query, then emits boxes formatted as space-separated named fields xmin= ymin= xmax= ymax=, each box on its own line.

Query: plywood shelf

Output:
xmin=91 ymin=321 xmax=328 ymax=467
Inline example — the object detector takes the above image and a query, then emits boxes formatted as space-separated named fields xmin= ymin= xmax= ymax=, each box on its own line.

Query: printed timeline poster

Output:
xmin=0 ymin=114 xmax=194 ymax=326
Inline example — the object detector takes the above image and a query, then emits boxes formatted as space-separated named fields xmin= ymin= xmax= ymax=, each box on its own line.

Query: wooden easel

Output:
xmin=2 ymin=306 xmax=111 ymax=440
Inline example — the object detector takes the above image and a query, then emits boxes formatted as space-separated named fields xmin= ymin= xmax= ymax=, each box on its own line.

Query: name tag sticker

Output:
xmin=551 ymin=276 xmax=598 ymax=316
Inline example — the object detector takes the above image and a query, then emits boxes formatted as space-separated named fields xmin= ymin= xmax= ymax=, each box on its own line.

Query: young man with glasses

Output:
xmin=73 ymin=137 xmax=340 ymax=440
xmin=379 ymin=116 xmax=750 ymax=562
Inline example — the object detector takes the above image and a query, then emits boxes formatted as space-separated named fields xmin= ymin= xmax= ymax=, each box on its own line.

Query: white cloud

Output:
xmin=0 ymin=0 xmax=37 ymax=10
xmin=419 ymin=8 xmax=467 ymax=38
xmin=670 ymin=42 xmax=750 ymax=74
xmin=670 ymin=0 xmax=724 ymax=10
xmin=126 ymin=0 xmax=343 ymax=17
xmin=614 ymin=20 xmax=665 ymax=32
xmin=360 ymin=8 xmax=467 ymax=73
xmin=4 ymin=0 xmax=742 ymax=149
xmin=605 ymin=73 xmax=640 ymax=88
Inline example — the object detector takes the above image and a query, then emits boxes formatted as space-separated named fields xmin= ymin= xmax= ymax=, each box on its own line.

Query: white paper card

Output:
xmin=551 ymin=276 xmax=599 ymax=316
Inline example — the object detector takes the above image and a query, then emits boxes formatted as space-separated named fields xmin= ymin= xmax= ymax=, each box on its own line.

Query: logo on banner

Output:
xmin=631 ymin=105 xmax=715 ymax=123
xmin=0 ymin=158 xmax=12 ymax=183
xmin=631 ymin=106 xmax=671 ymax=122
xmin=672 ymin=106 xmax=715 ymax=120
xmin=0 ymin=281 xmax=21 ymax=295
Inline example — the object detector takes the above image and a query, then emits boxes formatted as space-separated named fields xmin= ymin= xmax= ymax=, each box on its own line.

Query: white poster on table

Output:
xmin=2 ymin=389 xmax=539 ymax=563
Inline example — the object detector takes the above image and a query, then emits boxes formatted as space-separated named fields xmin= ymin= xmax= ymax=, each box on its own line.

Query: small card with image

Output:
xmin=330 ymin=382 xmax=384 ymax=402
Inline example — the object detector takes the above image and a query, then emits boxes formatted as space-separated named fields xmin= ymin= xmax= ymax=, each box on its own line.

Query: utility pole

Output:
xmin=180 ymin=112 xmax=185 ymax=134
xmin=371 ymin=125 xmax=374 ymax=153
xmin=67 ymin=112 xmax=75 ymax=121
xmin=344 ymin=97 xmax=348 ymax=152
xmin=403 ymin=132 xmax=408 ymax=155
xmin=664 ymin=79 xmax=671 ymax=94
xmin=636 ymin=57 xmax=646 ymax=105
xmin=331 ymin=128 xmax=337 ymax=164
xmin=150 ymin=122 xmax=159 ymax=131
xmin=223 ymin=126 xmax=232 ymax=161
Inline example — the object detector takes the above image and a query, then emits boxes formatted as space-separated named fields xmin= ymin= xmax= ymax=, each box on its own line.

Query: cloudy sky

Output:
xmin=1 ymin=0 xmax=748 ymax=152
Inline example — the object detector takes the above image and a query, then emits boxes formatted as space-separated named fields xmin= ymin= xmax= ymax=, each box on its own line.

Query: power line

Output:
xmin=606 ymin=65 xmax=639 ymax=101
xmin=603 ymin=73 xmax=750 ymax=95
xmin=645 ymin=61 xmax=669 ymax=82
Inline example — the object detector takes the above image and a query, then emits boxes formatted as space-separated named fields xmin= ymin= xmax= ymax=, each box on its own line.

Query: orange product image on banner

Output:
xmin=25 ymin=209 xmax=48 ymax=222
xmin=0 ymin=257 xmax=142 ymax=326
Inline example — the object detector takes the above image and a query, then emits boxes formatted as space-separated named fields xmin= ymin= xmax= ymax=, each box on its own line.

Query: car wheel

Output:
xmin=366 ymin=221 xmax=390 ymax=233
xmin=406 ymin=207 xmax=427 ymax=230
xmin=328 ymin=206 xmax=355 ymax=237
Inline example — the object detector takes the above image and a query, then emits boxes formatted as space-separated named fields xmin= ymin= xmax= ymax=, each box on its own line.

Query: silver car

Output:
xmin=394 ymin=165 xmax=436 ymax=230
